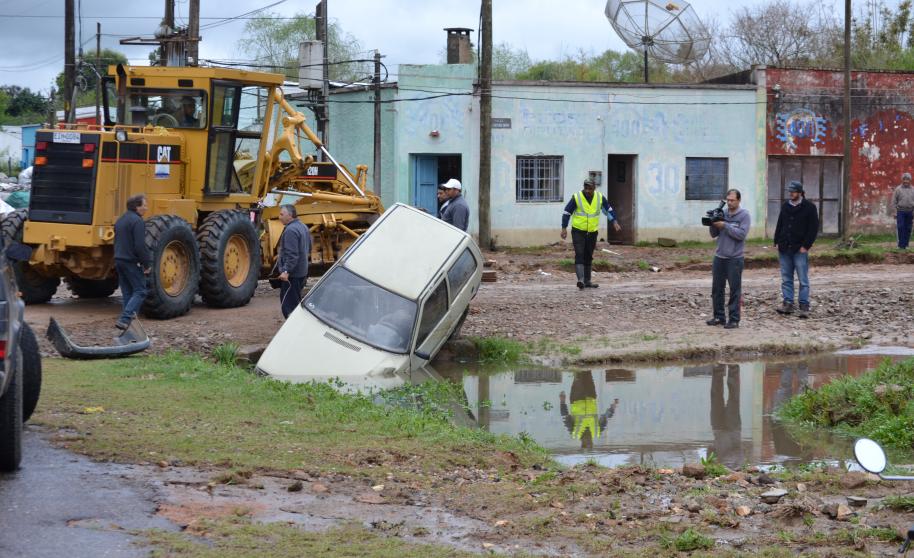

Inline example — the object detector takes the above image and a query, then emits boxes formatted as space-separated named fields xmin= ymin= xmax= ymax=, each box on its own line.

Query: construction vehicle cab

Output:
xmin=3 ymin=64 xmax=382 ymax=322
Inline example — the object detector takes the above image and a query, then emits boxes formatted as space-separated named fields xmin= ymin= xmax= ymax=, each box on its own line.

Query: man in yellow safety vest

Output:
xmin=560 ymin=178 xmax=621 ymax=289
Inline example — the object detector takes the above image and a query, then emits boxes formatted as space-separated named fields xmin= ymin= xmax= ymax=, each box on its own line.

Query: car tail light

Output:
xmin=82 ymin=158 xmax=94 ymax=168
xmin=36 ymin=141 xmax=48 ymax=151
xmin=83 ymin=143 xmax=95 ymax=153
xmin=0 ymin=340 xmax=6 ymax=360
xmin=34 ymin=156 xmax=47 ymax=166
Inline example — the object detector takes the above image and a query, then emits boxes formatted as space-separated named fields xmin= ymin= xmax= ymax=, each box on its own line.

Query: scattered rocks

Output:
xmin=822 ymin=503 xmax=854 ymax=520
xmin=682 ymin=464 xmax=706 ymax=479
xmin=734 ymin=505 xmax=752 ymax=517
xmin=796 ymin=483 xmax=807 ymax=493
xmin=760 ymin=489 xmax=788 ymax=504
xmin=847 ymin=496 xmax=868 ymax=508
xmin=756 ymin=473 xmax=776 ymax=485
xmin=311 ymin=482 xmax=329 ymax=494
xmin=841 ymin=472 xmax=869 ymax=490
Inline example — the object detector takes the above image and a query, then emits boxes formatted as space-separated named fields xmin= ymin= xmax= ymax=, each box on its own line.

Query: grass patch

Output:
xmin=779 ymin=358 xmax=914 ymax=453
xmin=212 ymin=342 xmax=239 ymax=366
xmin=660 ymin=527 xmax=714 ymax=552
xmin=471 ymin=336 xmax=526 ymax=364
xmin=881 ymin=495 xmax=914 ymax=511
xmin=144 ymin=518 xmax=477 ymax=557
xmin=35 ymin=354 xmax=550 ymax=478
xmin=700 ymin=452 xmax=729 ymax=478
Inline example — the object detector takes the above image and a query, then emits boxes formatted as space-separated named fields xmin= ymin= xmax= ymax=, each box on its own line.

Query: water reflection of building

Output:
xmin=438 ymin=353 xmax=900 ymax=468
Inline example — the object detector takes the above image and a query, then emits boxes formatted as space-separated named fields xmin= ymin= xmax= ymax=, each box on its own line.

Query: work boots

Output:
xmin=584 ymin=265 xmax=599 ymax=288
xmin=575 ymin=264 xmax=585 ymax=289
xmin=797 ymin=304 xmax=810 ymax=319
xmin=775 ymin=302 xmax=795 ymax=315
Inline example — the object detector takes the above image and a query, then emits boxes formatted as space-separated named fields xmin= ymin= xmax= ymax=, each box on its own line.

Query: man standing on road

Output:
xmin=707 ymin=189 xmax=750 ymax=329
xmin=561 ymin=178 xmax=621 ymax=289
xmin=113 ymin=194 xmax=151 ymax=331
xmin=277 ymin=204 xmax=311 ymax=319
xmin=892 ymin=172 xmax=914 ymax=249
xmin=440 ymin=178 xmax=469 ymax=231
xmin=774 ymin=180 xmax=819 ymax=318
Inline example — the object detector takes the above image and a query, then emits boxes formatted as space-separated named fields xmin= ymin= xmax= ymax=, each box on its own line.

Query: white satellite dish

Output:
xmin=605 ymin=0 xmax=711 ymax=82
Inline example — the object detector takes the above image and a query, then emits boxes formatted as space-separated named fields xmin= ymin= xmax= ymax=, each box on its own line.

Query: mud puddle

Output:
xmin=432 ymin=349 xmax=914 ymax=470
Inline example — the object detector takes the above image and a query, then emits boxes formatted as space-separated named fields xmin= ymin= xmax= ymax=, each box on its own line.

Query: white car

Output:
xmin=256 ymin=203 xmax=483 ymax=382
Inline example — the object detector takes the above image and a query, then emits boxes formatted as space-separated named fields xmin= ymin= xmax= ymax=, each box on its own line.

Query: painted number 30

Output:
xmin=647 ymin=162 xmax=681 ymax=197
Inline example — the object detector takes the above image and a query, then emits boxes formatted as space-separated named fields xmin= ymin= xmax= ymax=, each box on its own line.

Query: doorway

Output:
xmin=606 ymin=154 xmax=636 ymax=244
xmin=411 ymin=154 xmax=462 ymax=215
xmin=766 ymin=156 xmax=841 ymax=237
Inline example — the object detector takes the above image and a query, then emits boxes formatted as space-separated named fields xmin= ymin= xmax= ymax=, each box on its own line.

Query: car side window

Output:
xmin=416 ymin=280 xmax=448 ymax=348
xmin=447 ymin=248 xmax=477 ymax=298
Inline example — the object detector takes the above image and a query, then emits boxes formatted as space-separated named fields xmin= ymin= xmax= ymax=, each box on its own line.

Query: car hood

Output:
xmin=256 ymin=305 xmax=409 ymax=382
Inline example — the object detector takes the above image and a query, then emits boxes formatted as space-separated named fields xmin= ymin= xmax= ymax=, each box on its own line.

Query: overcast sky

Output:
xmin=0 ymin=0 xmax=848 ymax=93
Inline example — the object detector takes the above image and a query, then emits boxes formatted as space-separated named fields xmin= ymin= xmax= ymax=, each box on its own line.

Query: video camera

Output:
xmin=702 ymin=200 xmax=727 ymax=227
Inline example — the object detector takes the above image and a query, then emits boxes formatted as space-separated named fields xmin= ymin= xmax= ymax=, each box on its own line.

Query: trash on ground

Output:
xmin=47 ymin=317 xmax=151 ymax=359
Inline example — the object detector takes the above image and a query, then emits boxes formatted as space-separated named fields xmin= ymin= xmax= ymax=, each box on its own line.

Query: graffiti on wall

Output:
xmin=646 ymin=161 xmax=681 ymax=198
xmin=519 ymin=107 xmax=591 ymax=140
xmin=775 ymin=108 xmax=828 ymax=150
xmin=402 ymin=95 xmax=468 ymax=140
xmin=609 ymin=108 xmax=711 ymax=144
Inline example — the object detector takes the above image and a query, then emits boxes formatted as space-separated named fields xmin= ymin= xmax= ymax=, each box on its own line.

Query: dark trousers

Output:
xmin=115 ymin=260 xmax=147 ymax=323
xmin=571 ymin=228 xmax=597 ymax=265
xmin=897 ymin=210 xmax=913 ymax=249
xmin=280 ymin=276 xmax=306 ymax=318
xmin=711 ymin=256 xmax=743 ymax=324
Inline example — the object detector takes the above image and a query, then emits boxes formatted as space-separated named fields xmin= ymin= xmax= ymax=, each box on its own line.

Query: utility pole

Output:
xmin=187 ymin=0 xmax=200 ymax=65
xmin=842 ymin=0 xmax=852 ymax=241
xmin=315 ymin=0 xmax=330 ymax=153
xmin=373 ymin=50 xmax=382 ymax=195
xmin=95 ymin=22 xmax=101 ymax=125
xmin=64 ymin=0 xmax=75 ymax=124
xmin=477 ymin=0 xmax=493 ymax=249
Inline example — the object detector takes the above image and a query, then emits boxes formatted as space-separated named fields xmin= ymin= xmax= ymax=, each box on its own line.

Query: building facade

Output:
xmin=299 ymin=63 xmax=766 ymax=246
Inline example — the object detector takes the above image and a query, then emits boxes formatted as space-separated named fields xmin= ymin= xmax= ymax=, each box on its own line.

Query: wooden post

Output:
xmin=95 ymin=22 xmax=101 ymax=125
xmin=187 ymin=0 xmax=199 ymax=65
xmin=64 ymin=0 xmax=75 ymax=123
xmin=477 ymin=0 xmax=493 ymax=249
xmin=373 ymin=50 xmax=382 ymax=196
xmin=841 ymin=0 xmax=852 ymax=240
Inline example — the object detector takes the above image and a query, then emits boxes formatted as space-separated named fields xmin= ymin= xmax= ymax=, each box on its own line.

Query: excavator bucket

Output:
xmin=47 ymin=317 xmax=150 ymax=359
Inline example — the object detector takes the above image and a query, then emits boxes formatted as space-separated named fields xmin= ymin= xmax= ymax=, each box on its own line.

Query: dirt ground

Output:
xmin=24 ymin=244 xmax=914 ymax=363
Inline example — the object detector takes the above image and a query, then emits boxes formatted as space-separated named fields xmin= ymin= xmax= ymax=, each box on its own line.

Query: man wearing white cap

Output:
xmin=892 ymin=172 xmax=914 ymax=249
xmin=440 ymin=178 xmax=469 ymax=231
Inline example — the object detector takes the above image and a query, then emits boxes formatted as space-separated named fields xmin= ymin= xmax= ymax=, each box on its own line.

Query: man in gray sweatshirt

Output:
xmin=892 ymin=172 xmax=914 ymax=249
xmin=707 ymin=189 xmax=751 ymax=329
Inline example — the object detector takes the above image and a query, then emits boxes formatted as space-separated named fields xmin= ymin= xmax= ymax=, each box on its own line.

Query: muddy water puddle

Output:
xmin=429 ymin=349 xmax=914 ymax=469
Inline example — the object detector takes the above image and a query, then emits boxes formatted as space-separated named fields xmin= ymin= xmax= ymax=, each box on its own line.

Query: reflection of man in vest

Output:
xmin=559 ymin=372 xmax=619 ymax=449
xmin=710 ymin=364 xmax=743 ymax=467
xmin=560 ymin=178 xmax=622 ymax=289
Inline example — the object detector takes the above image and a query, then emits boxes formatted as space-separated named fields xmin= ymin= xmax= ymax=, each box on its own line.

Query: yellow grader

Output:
xmin=2 ymin=64 xmax=383 ymax=319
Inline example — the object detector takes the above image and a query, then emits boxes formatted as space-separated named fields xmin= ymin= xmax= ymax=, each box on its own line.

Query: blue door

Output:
xmin=414 ymin=156 xmax=438 ymax=215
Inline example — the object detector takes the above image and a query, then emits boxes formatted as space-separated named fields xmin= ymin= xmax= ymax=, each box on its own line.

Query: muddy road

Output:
xmin=24 ymin=261 xmax=914 ymax=362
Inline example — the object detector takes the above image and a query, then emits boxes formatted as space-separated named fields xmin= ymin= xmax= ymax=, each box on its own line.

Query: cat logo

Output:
xmin=154 ymin=145 xmax=172 ymax=179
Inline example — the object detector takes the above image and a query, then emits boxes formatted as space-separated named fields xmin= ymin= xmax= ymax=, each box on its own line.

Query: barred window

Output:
xmin=516 ymin=156 xmax=563 ymax=202
xmin=685 ymin=157 xmax=729 ymax=200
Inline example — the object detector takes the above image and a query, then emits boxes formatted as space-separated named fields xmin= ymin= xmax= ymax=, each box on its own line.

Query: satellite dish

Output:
xmin=605 ymin=0 xmax=711 ymax=82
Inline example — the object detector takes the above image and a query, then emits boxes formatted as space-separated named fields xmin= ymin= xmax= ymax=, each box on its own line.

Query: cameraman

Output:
xmin=707 ymin=189 xmax=751 ymax=329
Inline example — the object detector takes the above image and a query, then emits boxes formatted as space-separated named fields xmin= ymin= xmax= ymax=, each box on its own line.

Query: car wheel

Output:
xmin=20 ymin=323 xmax=41 ymax=422
xmin=0 ymin=359 xmax=23 ymax=472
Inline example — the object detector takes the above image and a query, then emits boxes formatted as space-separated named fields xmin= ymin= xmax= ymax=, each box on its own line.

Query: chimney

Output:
xmin=444 ymin=27 xmax=473 ymax=64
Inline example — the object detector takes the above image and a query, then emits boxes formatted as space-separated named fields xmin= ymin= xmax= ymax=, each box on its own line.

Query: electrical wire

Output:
xmin=199 ymin=0 xmax=288 ymax=31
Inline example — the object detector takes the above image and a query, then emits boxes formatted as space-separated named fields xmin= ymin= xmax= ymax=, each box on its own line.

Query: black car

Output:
xmin=0 ymin=244 xmax=42 ymax=472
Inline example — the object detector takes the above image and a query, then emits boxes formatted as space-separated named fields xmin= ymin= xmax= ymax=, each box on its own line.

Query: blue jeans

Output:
xmin=779 ymin=251 xmax=809 ymax=307
xmin=116 ymin=260 xmax=148 ymax=323
xmin=897 ymin=210 xmax=913 ymax=249
xmin=711 ymin=256 xmax=743 ymax=323
xmin=280 ymin=276 xmax=306 ymax=318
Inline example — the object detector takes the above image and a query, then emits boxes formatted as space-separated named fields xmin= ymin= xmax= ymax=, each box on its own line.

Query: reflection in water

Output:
xmin=559 ymin=372 xmax=618 ymax=449
xmin=434 ymin=352 xmax=912 ymax=469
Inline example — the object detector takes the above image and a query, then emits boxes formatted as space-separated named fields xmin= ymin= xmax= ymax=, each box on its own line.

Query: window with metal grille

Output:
xmin=516 ymin=156 xmax=563 ymax=202
xmin=685 ymin=157 xmax=729 ymax=200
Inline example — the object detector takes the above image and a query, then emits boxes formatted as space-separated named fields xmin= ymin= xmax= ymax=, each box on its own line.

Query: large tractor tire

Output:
xmin=65 ymin=277 xmax=119 ymax=299
xmin=0 ymin=209 xmax=60 ymax=304
xmin=20 ymin=322 xmax=41 ymax=423
xmin=197 ymin=210 xmax=261 ymax=308
xmin=142 ymin=215 xmax=200 ymax=319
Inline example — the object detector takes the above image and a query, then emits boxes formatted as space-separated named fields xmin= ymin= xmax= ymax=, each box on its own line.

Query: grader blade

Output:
xmin=47 ymin=317 xmax=150 ymax=359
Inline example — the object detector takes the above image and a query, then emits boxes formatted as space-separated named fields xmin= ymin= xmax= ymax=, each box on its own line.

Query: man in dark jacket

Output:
xmin=440 ymin=178 xmax=469 ymax=231
xmin=113 ymin=194 xmax=151 ymax=330
xmin=774 ymin=180 xmax=819 ymax=318
xmin=277 ymin=204 xmax=311 ymax=318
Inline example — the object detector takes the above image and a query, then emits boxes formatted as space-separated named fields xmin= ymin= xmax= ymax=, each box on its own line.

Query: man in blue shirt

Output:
xmin=560 ymin=178 xmax=621 ymax=289
xmin=113 ymin=194 xmax=151 ymax=330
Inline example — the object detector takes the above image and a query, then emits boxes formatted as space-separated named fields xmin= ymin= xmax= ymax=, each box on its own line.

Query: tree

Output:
xmin=492 ymin=42 xmax=532 ymax=80
xmin=55 ymin=49 xmax=128 ymax=94
xmin=717 ymin=0 xmax=841 ymax=68
xmin=1 ymin=86 xmax=47 ymax=117
xmin=238 ymin=12 xmax=367 ymax=82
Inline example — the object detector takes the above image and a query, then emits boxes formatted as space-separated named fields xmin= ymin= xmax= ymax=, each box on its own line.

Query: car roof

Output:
xmin=344 ymin=203 xmax=469 ymax=300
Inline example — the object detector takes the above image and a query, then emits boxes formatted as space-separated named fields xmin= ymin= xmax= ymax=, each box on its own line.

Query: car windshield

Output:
xmin=304 ymin=266 xmax=417 ymax=354
xmin=125 ymin=89 xmax=207 ymax=129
